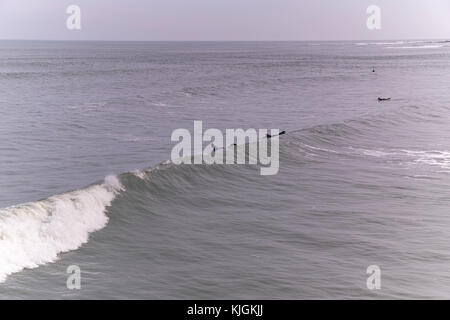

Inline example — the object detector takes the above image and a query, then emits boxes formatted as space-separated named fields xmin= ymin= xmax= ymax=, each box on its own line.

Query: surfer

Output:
xmin=377 ymin=97 xmax=391 ymax=101
xmin=266 ymin=131 xmax=286 ymax=138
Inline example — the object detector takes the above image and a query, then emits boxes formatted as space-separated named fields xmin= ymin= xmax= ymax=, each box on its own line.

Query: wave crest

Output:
xmin=0 ymin=175 xmax=123 ymax=283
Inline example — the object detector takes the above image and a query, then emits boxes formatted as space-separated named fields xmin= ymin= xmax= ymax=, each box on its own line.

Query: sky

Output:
xmin=0 ymin=0 xmax=449 ymax=41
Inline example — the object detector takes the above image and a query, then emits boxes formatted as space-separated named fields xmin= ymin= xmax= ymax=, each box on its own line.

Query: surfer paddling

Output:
xmin=266 ymin=131 xmax=286 ymax=138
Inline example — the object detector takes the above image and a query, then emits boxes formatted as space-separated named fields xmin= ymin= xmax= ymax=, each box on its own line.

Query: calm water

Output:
xmin=1 ymin=40 xmax=450 ymax=299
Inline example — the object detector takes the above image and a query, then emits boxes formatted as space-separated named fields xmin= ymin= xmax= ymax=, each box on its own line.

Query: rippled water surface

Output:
xmin=1 ymin=40 xmax=450 ymax=299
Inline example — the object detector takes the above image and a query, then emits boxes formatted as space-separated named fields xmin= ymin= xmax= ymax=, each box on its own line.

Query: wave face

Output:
xmin=0 ymin=176 xmax=123 ymax=282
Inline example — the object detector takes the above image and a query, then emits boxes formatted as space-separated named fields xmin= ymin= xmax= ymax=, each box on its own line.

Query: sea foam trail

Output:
xmin=0 ymin=175 xmax=123 ymax=283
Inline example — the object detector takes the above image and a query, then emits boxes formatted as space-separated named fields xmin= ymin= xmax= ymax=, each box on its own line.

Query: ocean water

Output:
xmin=1 ymin=40 xmax=450 ymax=299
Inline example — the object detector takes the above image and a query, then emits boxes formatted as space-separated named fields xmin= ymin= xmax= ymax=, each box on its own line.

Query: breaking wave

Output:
xmin=0 ymin=175 xmax=123 ymax=283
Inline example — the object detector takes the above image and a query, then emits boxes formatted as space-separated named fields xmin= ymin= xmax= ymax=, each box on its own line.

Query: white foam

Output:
xmin=404 ymin=150 xmax=450 ymax=169
xmin=387 ymin=45 xmax=444 ymax=49
xmin=0 ymin=175 xmax=124 ymax=283
xmin=351 ymin=147 xmax=450 ymax=170
xmin=355 ymin=41 xmax=443 ymax=48
xmin=132 ymin=170 xmax=146 ymax=179
xmin=362 ymin=149 xmax=392 ymax=157
xmin=151 ymin=102 xmax=168 ymax=107
xmin=374 ymin=41 xmax=406 ymax=45
xmin=303 ymin=143 xmax=339 ymax=154
xmin=67 ymin=101 xmax=108 ymax=110
xmin=355 ymin=41 xmax=405 ymax=46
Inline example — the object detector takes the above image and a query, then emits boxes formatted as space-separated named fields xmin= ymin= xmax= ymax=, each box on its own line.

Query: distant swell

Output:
xmin=387 ymin=45 xmax=444 ymax=49
xmin=354 ymin=40 xmax=449 ymax=49
xmin=0 ymin=175 xmax=124 ymax=283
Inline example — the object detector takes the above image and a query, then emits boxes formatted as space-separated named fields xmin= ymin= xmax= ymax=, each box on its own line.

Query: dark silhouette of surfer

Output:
xmin=377 ymin=97 xmax=391 ymax=102
xmin=229 ymin=130 xmax=286 ymax=148
xmin=266 ymin=131 xmax=286 ymax=138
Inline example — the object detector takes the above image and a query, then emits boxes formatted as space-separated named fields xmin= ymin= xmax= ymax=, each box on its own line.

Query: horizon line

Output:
xmin=0 ymin=38 xmax=448 ymax=43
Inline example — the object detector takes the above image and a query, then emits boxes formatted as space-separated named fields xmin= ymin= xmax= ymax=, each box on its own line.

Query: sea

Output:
xmin=1 ymin=40 xmax=450 ymax=299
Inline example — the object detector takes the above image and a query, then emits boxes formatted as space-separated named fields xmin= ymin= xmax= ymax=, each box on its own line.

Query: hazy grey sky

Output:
xmin=0 ymin=0 xmax=449 ymax=41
